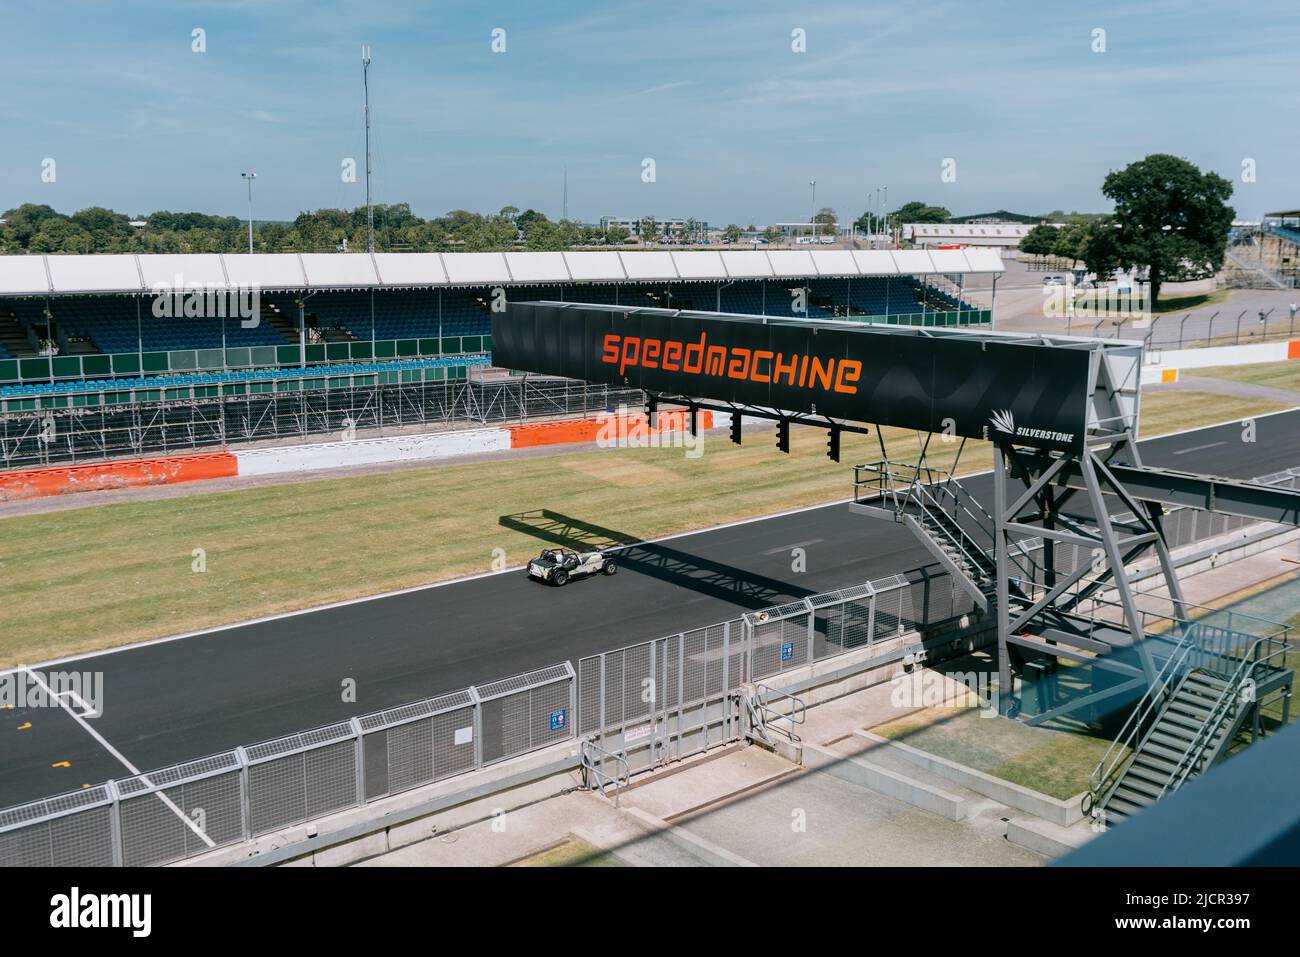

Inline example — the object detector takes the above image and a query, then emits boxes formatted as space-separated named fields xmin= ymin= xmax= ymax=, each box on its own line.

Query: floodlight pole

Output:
xmin=809 ymin=180 xmax=816 ymax=238
xmin=241 ymin=172 xmax=256 ymax=254
xmin=882 ymin=186 xmax=889 ymax=248
xmin=363 ymin=44 xmax=374 ymax=254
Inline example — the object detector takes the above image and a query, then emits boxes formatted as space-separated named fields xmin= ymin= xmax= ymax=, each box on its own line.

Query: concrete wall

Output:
xmin=234 ymin=428 xmax=511 ymax=476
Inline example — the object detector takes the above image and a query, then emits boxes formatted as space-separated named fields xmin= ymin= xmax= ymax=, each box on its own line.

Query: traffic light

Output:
xmin=826 ymin=426 xmax=841 ymax=463
xmin=730 ymin=412 xmax=742 ymax=445
xmin=776 ymin=419 xmax=790 ymax=454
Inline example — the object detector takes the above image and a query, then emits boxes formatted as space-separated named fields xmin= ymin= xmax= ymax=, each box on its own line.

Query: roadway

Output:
xmin=2 ymin=409 xmax=1299 ymax=809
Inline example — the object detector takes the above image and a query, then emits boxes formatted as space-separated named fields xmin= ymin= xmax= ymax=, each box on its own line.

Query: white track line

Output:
xmin=3 ymin=403 xmax=1297 ymax=679
xmin=23 ymin=667 xmax=214 ymax=847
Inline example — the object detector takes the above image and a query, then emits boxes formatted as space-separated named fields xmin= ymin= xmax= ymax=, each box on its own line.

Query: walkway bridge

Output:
xmin=493 ymin=300 xmax=1300 ymax=824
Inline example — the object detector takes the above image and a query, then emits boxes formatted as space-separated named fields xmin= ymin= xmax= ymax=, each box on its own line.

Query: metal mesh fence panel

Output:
xmin=910 ymin=571 xmax=959 ymax=629
xmin=476 ymin=664 xmax=574 ymax=765
xmin=244 ymin=722 xmax=358 ymax=836
xmin=621 ymin=642 xmax=654 ymax=729
xmin=750 ymin=607 xmax=812 ymax=681
xmin=363 ymin=730 xmax=389 ymax=801
xmin=658 ymin=636 xmax=682 ymax=714
xmin=304 ymin=740 xmax=360 ymax=819
xmin=601 ymin=651 xmax=627 ymax=730
xmin=578 ymin=656 xmax=603 ymax=735
xmin=689 ymin=626 xmax=718 ymax=699
xmin=118 ymin=771 xmax=244 ymax=866
xmin=811 ymin=584 xmax=875 ymax=655
xmin=111 ymin=752 xmax=246 ymax=865
xmin=0 ymin=786 xmax=115 ymax=867
xmin=357 ymin=691 xmax=477 ymax=800
xmin=871 ymin=576 xmax=913 ymax=639
xmin=247 ymin=755 xmax=308 ymax=835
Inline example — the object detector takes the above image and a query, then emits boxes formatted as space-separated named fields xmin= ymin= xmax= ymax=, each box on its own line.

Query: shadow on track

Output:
xmin=499 ymin=509 xmax=817 ymax=611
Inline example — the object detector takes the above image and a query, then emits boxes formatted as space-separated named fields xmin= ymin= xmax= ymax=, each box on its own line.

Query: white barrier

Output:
xmin=235 ymin=428 xmax=512 ymax=476
xmin=1142 ymin=339 xmax=1296 ymax=384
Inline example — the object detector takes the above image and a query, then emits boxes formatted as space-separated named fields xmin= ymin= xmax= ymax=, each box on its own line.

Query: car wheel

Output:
xmin=602 ymin=559 xmax=617 ymax=576
xmin=552 ymin=569 xmax=569 ymax=586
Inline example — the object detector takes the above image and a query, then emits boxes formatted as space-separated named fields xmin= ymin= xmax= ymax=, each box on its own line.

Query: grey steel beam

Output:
xmin=1050 ymin=461 xmax=1300 ymax=525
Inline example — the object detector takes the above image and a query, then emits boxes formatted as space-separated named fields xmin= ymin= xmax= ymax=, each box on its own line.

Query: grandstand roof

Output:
xmin=0 ymin=249 xmax=1004 ymax=297
xmin=948 ymin=210 xmax=1043 ymax=225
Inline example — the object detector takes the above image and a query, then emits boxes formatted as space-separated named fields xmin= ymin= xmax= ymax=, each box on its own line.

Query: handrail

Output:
xmin=856 ymin=460 xmax=1013 ymax=589
xmin=1087 ymin=626 xmax=1291 ymax=814
xmin=581 ymin=738 xmax=630 ymax=805
xmin=913 ymin=494 xmax=992 ymax=582
xmin=754 ymin=683 xmax=806 ymax=744
xmin=1087 ymin=632 xmax=1199 ymax=809
xmin=1160 ymin=633 xmax=1290 ymax=797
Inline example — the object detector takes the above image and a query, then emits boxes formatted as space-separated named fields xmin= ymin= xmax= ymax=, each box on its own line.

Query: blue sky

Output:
xmin=2 ymin=0 xmax=1297 ymax=224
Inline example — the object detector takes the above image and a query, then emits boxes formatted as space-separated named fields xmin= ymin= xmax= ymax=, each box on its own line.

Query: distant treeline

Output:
xmin=0 ymin=203 xmax=636 ymax=255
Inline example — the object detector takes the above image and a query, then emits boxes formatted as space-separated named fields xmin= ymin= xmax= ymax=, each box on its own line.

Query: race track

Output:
xmin=2 ymin=409 xmax=1298 ymax=809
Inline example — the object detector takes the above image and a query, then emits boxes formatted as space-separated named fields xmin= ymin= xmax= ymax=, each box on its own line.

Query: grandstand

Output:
xmin=0 ymin=248 xmax=996 ymax=402
xmin=0 ymin=248 xmax=998 ymax=468
xmin=1255 ymin=211 xmax=1300 ymax=287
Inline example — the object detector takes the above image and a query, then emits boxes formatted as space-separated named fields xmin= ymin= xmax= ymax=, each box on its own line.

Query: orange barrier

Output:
xmin=1288 ymin=340 xmax=1300 ymax=361
xmin=0 ymin=452 xmax=238 ymax=502
xmin=507 ymin=411 xmax=714 ymax=449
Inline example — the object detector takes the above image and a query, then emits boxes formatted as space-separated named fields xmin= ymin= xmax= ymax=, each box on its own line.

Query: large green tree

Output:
xmin=1084 ymin=154 xmax=1234 ymax=303
xmin=1052 ymin=222 xmax=1090 ymax=268
xmin=1019 ymin=223 xmax=1059 ymax=257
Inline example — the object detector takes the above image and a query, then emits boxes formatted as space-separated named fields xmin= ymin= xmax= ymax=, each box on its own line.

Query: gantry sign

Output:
xmin=493 ymin=302 xmax=1097 ymax=454
xmin=495 ymin=302 xmax=1300 ymax=717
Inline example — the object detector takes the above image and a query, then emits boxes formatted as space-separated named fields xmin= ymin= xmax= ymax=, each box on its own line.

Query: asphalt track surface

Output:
xmin=3 ymin=409 xmax=1299 ymax=809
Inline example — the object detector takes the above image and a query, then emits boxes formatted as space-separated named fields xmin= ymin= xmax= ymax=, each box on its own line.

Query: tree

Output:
xmin=722 ymin=224 xmax=742 ymax=244
xmin=524 ymin=218 xmax=562 ymax=250
xmin=639 ymin=217 xmax=658 ymax=244
xmin=29 ymin=217 xmax=93 ymax=253
xmin=886 ymin=201 xmax=950 ymax=228
xmin=762 ymin=225 xmax=782 ymax=244
xmin=513 ymin=209 xmax=547 ymax=234
xmin=1 ymin=203 xmax=66 ymax=249
xmin=813 ymin=207 xmax=837 ymax=237
xmin=1052 ymin=223 xmax=1090 ymax=268
xmin=1083 ymin=154 xmax=1234 ymax=303
xmin=1020 ymin=223 xmax=1060 ymax=258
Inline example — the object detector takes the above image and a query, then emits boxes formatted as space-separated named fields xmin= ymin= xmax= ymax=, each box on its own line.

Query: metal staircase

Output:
xmin=1088 ymin=625 xmax=1292 ymax=828
xmin=852 ymin=460 xmax=1014 ymax=611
